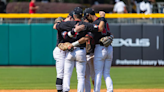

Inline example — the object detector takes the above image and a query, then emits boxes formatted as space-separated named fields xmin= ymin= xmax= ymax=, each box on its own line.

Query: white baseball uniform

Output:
xmin=85 ymin=53 xmax=95 ymax=92
xmin=55 ymin=15 xmax=100 ymax=92
xmin=53 ymin=47 xmax=66 ymax=90
xmin=94 ymin=45 xmax=113 ymax=92
xmin=53 ymin=47 xmax=66 ymax=79
xmin=53 ymin=25 xmax=68 ymax=91
xmin=63 ymin=47 xmax=87 ymax=92
xmin=89 ymin=18 xmax=113 ymax=92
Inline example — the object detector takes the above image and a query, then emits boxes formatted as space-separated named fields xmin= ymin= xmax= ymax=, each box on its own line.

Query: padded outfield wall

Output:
xmin=0 ymin=24 xmax=164 ymax=66
xmin=0 ymin=24 xmax=57 ymax=65
xmin=110 ymin=24 xmax=164 ymax=66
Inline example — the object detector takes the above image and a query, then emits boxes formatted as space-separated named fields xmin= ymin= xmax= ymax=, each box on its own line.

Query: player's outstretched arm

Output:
xmin=98 ymin=11 xmax=107 ymax=32
xmin=53 ymin=21 xmax=74 ymax=31
xmin=84 ymin=17 xmax=106 ymax=32
xmin=98 ymin=20 xmax=105 ymax=32
xmin=61 ymin=24 xmax=85 ymax=40
xmin=53 ymin=17 xmax=64 ymax=29
xmin=60 ymin=32 xmax=93 ymax=51
xmin=78 ymin=36 xmax=90 ymax=44
xmin=67 ymin=33 xmax=93 ymax=50
xmin=53 ymin=23 xmax=57 ymax=29
xmin=67 ymin=36 xmax=90 ymax=50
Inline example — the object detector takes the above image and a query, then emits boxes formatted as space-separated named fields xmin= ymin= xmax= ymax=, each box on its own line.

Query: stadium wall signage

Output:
xmin=109 ymin=24 xmax=164 ymax=66
xmin=0 ymin=24 xmax=163 ymax=66
xmin=112 ymin=38 xmax=150 ymax=47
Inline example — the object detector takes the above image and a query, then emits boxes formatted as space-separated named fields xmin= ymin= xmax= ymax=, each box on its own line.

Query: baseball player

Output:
xmin=83 ymin=11 xmax=108 ymax=92
xmin=85 ymin=40 xmax=95 ymax=92
xmin=53 ymin=11 xmax=75 ymax=92
xmin=54 ymin=7 xmax=106 ymax=92
xmin=57 ymin=11 xmax=108 ymax=92
xmin=81 ymin=18 xmax=95 ymax=92
xmin=83 ymin=8 xmax=114 ymax=92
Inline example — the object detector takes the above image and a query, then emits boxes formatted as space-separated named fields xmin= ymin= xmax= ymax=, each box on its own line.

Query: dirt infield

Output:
xmin=0 ymin=89 xmax=164 ymax=92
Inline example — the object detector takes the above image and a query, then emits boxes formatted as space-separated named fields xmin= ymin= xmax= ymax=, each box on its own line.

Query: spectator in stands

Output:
xmin=29 ymin=0 xmax=39 ymax=14
xmin=145 ymin=0 xmax=152 ymax=13
xmin=113 ymin=0 xmax=128 ymax=13
xmin=28 ymin=0 xmax=39 ymax=24
xmin=134 ymin=0 xmax=142 ymax=13
xmin=140 ymin=0 xmax=147 ymax=13
xmin=149 ymin=0 xmax=157 ymax=13
xmin=0 ymin=0 xmax=6 ymax=13
xmin=140 ymin=0 xmax=152 ymax=14
xmin=131 ymin=0 xmax=137 ymax=13
xmin=94 ymin=1 xmax=99 ymax=5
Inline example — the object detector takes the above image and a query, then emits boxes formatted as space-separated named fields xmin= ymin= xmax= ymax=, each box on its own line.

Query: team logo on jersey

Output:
xmin=94 ymin=24 xmax=98 ymax=28
xmin=62 ymin=31 xmax=67 ymax=36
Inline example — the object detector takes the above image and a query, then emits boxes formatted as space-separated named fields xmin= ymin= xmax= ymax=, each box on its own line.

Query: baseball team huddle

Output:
xmin=53 ymin=7 xmax=114 ymax=92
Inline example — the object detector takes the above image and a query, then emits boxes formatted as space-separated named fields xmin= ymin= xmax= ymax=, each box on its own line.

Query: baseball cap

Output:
xmin=73 ymin=7 xmax=83 ymax=16
xmin=54 ymin=17 xmax=63 ymax=23
xmin=69 ymin=11 xmax=74 ymax=18
xmin=83 ymin=8 xmax=95 ymax=18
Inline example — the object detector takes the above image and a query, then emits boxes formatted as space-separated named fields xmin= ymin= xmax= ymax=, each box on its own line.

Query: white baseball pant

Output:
xmin=85 ymin=53 xmax=95 ymax=92
xmin=63 ymin=47 xmax=87 ymax=92
xmin=94 ymin=44 xmax=113 ymax=92
xmin=53 ymin=47 xmax=66 ymax=90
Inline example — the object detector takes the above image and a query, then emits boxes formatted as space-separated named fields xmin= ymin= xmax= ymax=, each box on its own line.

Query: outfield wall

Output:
xmin=110 ymin=24 xmax=164 ymax=66
xmin=0 ymin=24 xmax=57 ymax=65
xmin=0 ymin=24 xmax=164 ymax=66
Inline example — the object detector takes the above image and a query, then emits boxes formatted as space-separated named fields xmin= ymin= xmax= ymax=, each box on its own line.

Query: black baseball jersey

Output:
xmin=56 ymin=20 xmax=99 ymax=47
xmin=56 ymin=29 xmax=65 ymax=45
xmin=56 ymin=21 xmax=71 ymax=45
xmin=92 ymin=18 xmax=111 ymax=44
xmin=86 ymin=32 xmax=95 ymax=54
xmin=85 ymin=18 xmax=111 ymax=54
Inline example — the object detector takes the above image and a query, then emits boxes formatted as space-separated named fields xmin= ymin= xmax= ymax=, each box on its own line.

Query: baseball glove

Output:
xmin=58 ymin=42 xmax=74 ymax=51
xmin=54 ymin=17 xmax=63 ymax=24
xmin=99 ymin=35 xmax=114 ymax=47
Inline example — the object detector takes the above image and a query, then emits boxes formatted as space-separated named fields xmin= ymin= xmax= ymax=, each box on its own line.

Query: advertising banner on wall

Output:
xmin=142 ymin=24 xmax=164 ymax=66
xmin=110 ymin=24 xmax=164 ymax=66
xmin=109 ymin=24 xmax=120 ymax=66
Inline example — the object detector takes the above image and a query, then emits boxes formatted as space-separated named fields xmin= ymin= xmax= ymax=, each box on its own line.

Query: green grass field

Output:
xmin=0 ymin=67 xmax=164 ymax=89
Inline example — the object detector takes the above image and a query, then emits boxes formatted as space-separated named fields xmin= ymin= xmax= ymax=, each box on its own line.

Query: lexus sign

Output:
xmin=112 ymin=38 xmax=150 ymax=47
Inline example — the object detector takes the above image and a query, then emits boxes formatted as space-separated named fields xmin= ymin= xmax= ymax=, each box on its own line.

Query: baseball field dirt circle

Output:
xmin=0 ymin=89 xmax=164 ymax=92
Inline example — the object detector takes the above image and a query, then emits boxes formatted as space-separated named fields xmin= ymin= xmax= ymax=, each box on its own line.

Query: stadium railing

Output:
xmin=0 ymin=13 xmax=164 ymax=24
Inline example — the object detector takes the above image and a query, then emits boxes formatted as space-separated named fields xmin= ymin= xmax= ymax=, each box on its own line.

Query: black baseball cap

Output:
xmin=69 ymin=11 xmax=74 ymax=18
xmin=73 ymin=7 xmax=83 ymax=16
xmin=83 ymin=8 xmax=95 ymax=18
